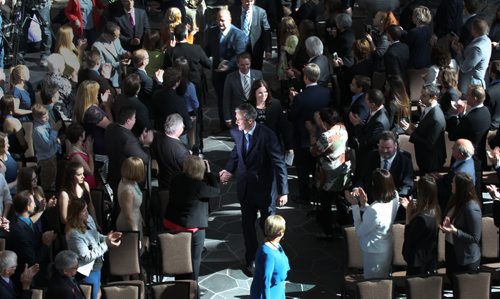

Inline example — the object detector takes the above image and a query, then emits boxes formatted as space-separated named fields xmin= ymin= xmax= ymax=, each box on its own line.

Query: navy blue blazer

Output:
xmin=0 ymin=278 xmax=31 ymax=299
xmin=205 ymin=25 xmax=247 ymax=72
xmin=225 ymin=124 xmax=288 ymax=204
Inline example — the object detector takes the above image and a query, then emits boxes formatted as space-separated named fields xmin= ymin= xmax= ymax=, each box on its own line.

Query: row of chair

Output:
xmin=353 ymin=272 xmax=491 ymax=299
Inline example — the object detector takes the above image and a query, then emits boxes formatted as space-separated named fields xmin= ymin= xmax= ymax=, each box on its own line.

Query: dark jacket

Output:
xmin=403 ymin=212 xmax=439 ymax=274
xmin=46 ymin=273 xmax=85 ymax=299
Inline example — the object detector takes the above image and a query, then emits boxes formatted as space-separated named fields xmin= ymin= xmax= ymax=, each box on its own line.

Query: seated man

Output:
xmin=0 ymin=250 xmax=39 ymax=299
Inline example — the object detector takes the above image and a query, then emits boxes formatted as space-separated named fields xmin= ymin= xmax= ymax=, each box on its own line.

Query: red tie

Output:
xmin=129 ymin=12 xmax=135 ymax=28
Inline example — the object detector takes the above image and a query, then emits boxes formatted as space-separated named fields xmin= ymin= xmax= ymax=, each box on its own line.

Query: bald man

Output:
xmin=131 ymin=49 xmax=163 ymax=112
xmin=205 ymin=9 xmax=247 ymax=131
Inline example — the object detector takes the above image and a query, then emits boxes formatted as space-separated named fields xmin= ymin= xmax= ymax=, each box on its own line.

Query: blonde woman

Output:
xmin=9 ymin=65 xmax=35 ymax=112
xmin=55 ymin=24 xmax=86 ymax=82
xmin=250 ymin=215 xmax=290 ymax=299
xmin=161 ymin=7 xmax=195 ymax=49
xmin=277 ymin=17 xmax=299 ymax=86
xmin=73 ymin=80 xmax=112 ymax=155
xmin=116 ymin=157 xmax=144 ymax=239
xmin=403 ymin=5 xmax=433 ymax=69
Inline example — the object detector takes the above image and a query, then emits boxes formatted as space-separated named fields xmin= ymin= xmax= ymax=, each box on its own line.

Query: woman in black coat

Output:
xmin=46 ymin=250 xmax=85 ymax=299
xmin=164 ymin=155 xmax=220 ymax=281
xmin=248 ymin=79 xmax=292 ymax=153
xmin=401 ymin=175 xmax=441 ymax=275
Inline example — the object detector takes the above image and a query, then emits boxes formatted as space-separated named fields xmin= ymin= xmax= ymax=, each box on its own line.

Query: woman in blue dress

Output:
xmin=250 ymin=215 xmax=290 ymax=299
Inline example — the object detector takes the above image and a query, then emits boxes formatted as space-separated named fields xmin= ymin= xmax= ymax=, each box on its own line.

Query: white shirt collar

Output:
xmin=221 ymin=26 xmax=231 ymax=36
xmin=244 ymin=122 xmax=257 ymax=135
xmin=380 ymin=152 xmax=397 ymax=169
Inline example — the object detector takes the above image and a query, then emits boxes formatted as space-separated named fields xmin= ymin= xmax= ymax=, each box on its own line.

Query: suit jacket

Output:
xmin=357 ymin=149 xmax=414 ymax=202
xmin=289 ymin=84 xmax=331 ymax=148
xmin=346 ymin=93 xmax=369 ymax=135
xmin=410 ymin=105 xmax=447 ymax=173
xmin=205 ymin=25 xmax=247 ymax=73
xmin=229 ymin=4 xmax=272 ymax=69
xmin=448 ymin=106 xmax=491 ymax=164
xmin=46 ymin=274 xmax=85 ymax=299
xmin=164 ymin=42 xmax=211 ymax=87
xmin=111 ymin=94 xmax=151 ymax=136
xmin=92 ymin=37 xmax=127 ymax=87
xmin=356 ymin=107 xmax=391 ymax=153
xmin=151 ymin=132 xmax=190 ymax=189
xmin=486 ymin=81 xmax=500 ymax=129
xmin=152 ymin=88 xmax=191 ymax=131
xmin=384 ymin=41 xmax=409 ymax=82
xmin=77 ymin=68 xmax=116 ymax=97
xmin=132 ymin=67 xmax=161 ymax=111
xmin=6 ymin=217 xmax=47 ymax=290
xmin=111 ymin=7 xmax=150 ymax=51
xmin=433 ymin=0 xmax=463 ymax=38
xmin=105 ymin=123 xmax=149 ymax=191
xmin=223 ymin=69 xmax=263 ymax=121
xmin=457 ymin=35 xmax=492 ymax=93
xmin=402 ymin=212 xmax=438 ymax=272
xmin=330 ymin=28 xmax=355 ymax=68
xmin=225 ymin=124 xmax=288 ymax=203
xmin=309 ymin=54 xmax=331 ymax=87
xmin=448 ymin=200 xmax=482 ymax=266
xmin=0 ymin=279 xmax=31 ymax=299
xmin=165 ymin=172 xmax=220 ymax=228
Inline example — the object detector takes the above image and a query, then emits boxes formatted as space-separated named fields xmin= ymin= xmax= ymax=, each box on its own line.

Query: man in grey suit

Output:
xmin=92 ymin=22 xmax=130 ymax=88
xmin=223 ymin=53 xmax=263 ymax=128
xmin=229 ymin=0 xmax=272 ymax=70
xmin=111 ymin=0 xmax=150 ymax=51
xmin=452 ymin=18 xmax=492 ymax=93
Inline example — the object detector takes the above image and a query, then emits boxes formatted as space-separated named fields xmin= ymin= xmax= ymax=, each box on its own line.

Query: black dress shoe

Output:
xmin=243 ymin=263 xmax=255 ymax=277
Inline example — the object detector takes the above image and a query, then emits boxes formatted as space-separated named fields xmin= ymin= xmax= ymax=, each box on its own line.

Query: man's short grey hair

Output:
xmin=46 ymin=53 xmax=66 ymax=74
xmin=303 ymin=63 xmax=321 ymax=83
xmin=335 ymin=13 xmax=352 ymax=30
xmin=54 ymin=250 xmax=78 ymax=273
xmin=0 ymin=250 xmax=17 ymax=273
xmin=423 ymin=83 xmax=440 ymax=98
xmin=235 ymin=103 xmax=257 ymax=121
xmin=164 ymin=113 xmax=184 ymax=135
xmin=305 ymin=36 xmax=323 ymax=57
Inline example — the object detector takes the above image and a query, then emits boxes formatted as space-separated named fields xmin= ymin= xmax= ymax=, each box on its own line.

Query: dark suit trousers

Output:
xmin=241 ymin=196 xmax=275 ymax=265
xmin=213 ymin=71 xmax=228 ymax=128
xmin=248 ymin=44 xmax=264 ymax=71
xmin=295 ymin=147 xmax=316 ymax=200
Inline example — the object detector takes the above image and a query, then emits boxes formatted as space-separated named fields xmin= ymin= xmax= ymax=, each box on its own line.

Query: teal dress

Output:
xmin=250 ymin=243 xmax=290 ymax=299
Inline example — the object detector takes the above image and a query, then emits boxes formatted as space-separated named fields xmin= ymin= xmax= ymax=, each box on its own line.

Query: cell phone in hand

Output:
xmin=332 ymin=52 xmax=338 ymax=60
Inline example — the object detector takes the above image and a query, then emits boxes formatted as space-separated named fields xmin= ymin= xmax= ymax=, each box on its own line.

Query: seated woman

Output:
xmin=9 ymin=65 xmax=36 ymax=113
xmin=46 ymin=250 xmax=86 ymax=298
xmin=345 ymin=169 xmax=399 ymax=279
xmin=0 ymin=132 xmax=18 ymax=192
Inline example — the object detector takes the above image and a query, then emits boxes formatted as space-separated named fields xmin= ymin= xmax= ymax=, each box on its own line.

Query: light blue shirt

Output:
xmin=32 ymin=121 xmax=60 ymax=161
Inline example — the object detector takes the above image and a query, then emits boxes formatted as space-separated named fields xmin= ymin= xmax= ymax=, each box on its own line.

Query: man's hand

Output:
xmin=219 ymin=170 xmax=232 ymax=184
xmin=0 ymin=216 xmax=9 ymax=232
xmin=42 ymin=230 xmax=57 ymax=246
xmin=278 ymin=194 xmax=288 ymax=207
xmin=74 ymin=19 xmax=81 ymax=29
xmin=101 ymin=89 xmax=111 ymax=103
xmin=348 ymin=112 xmax=361 ymax=126
xmin=155 ymin=69 xmax=164 ymax=83
xmin=131 ymin=38 xmax=141 ymax=46
xmin=20 ymin=263 xmax=40 ymax=290
xmin=106 ymin=231 xmax=122 ymax=247
xmin=140 ymin=129 xmax=154 ymax=146
xmin=400 ymin=119 xmax=415 ymax=135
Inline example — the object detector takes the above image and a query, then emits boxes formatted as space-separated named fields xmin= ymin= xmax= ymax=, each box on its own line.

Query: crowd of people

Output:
xmin=1 ymin=0 xmax=500 ymax=298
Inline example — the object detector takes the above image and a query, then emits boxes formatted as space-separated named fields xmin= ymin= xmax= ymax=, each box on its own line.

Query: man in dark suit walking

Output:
xmin=111 ymin=0 xmax=150 ymax=51
xmin=223 ymin=52 xmax=263 ymax=127
xmin=205 ymin=8 xmax=247 ymax=131
xmin=289 ymin=63 xmax=331 ymax=204
xmin=219 ymin=103 xmax=288 ymax=277
xmin=229 ymin=0 xmax=272 ymax=71
xmin=401 ymin=84 xmax=447 ymax=174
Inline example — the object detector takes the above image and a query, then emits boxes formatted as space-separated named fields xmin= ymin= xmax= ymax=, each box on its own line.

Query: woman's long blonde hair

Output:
xmin=163 ymin=7 xmax=182 ymax=32
xmin=73 ymin=80 xmax=100 ymax=124
xmin=55 ymin=25 xmax=79 ymax=56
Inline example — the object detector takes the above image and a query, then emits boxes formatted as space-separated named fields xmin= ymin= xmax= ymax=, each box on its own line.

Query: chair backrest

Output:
xmin=79 ymin=283 xmax=93 ymax=299
xmin=21 ymin=121 xmax=35 ymax=159
xmin=0 ymin=236 xmax=5 ymax=251
xmin=102 ymin=282 xmax=141 ymax=299
xmin=481 ymin=217 xmax=499 ymax=259
xmin=453 ymin=272 xmax=491 ymax=299
xmin=109 ymin=231 xmax=141 ymax=277
xmin=406 ymin=275 xmax=443 ymax=299
xmin=398 ymin=135 xmax=418 ymax=172
xmin=343 ymin=226 xmax=363 ymax=270
xmin=444 ymin=132 xmax=454 ymax=169
xmin=158 ymin=232 xmax=193 ymax=275
xmin=392 ymin=223 xmax=407 ymax=267
xmin=31 ymin=288 xmax=44 ymax=299
xmin=150 ymin=280 xmax=197 ymax=299
xmin=356 ymin=279 xmax=393 ymax=299
xmin=437 ymin=230 xmax=445 ymax=264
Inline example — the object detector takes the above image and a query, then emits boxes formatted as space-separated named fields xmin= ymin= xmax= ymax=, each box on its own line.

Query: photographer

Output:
xmin=163 ymin=155 xmax=220 ymax=282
